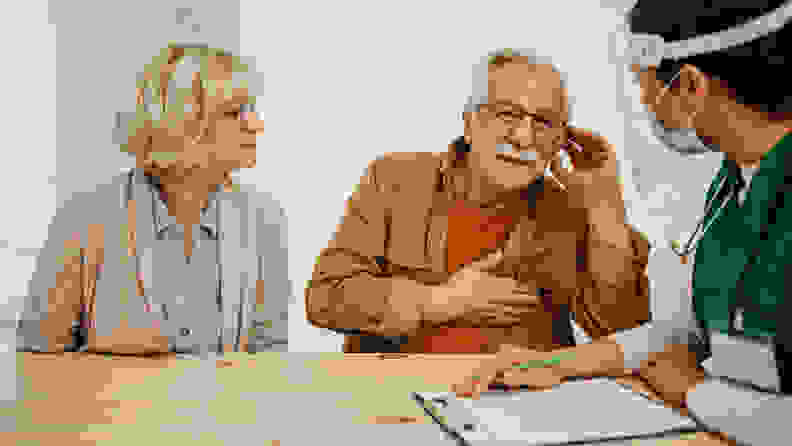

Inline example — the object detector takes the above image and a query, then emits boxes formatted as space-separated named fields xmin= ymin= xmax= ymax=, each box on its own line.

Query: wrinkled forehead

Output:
xmin=489 ymin=62 xmax=568 ymax=120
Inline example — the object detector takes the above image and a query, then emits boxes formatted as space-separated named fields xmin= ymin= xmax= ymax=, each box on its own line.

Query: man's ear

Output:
xmin=678 ymin=64 xmax=711 ymax=113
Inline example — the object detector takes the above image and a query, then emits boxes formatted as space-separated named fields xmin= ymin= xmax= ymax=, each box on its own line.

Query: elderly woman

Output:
xmin=17 ymin=43 xmax=290 ymax=356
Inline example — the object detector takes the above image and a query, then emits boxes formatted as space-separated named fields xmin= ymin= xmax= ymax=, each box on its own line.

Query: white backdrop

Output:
xmin=2 ymin=0 xmax=724 ymax=354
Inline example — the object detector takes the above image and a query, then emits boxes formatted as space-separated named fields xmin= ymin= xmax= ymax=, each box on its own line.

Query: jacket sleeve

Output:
xmin=304 ymin=158 xmax=424 ymax=337
xmin=16 ymin=193 xmax=91 ymax=352
xmin=570 ymin=223 xmax=652 ymax=340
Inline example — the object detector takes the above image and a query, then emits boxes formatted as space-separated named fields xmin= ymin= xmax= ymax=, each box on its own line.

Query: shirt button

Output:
xmin=180 ymin=327 xmax=191 ymax=336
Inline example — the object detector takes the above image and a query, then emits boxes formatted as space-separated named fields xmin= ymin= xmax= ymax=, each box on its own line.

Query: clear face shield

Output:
xmin=622 ymin=2 xmax=792 ymax=155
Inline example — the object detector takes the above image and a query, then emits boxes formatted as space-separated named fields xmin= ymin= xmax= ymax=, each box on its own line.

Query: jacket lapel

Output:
xmin=426 ymin=210 xmax=449 ymax=274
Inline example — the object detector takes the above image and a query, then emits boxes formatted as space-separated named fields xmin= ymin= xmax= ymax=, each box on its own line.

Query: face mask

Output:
xmin=648 ymin=112 xmax=716 ymax=156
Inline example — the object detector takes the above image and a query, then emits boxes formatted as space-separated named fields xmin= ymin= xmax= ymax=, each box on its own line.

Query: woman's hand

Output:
xmin=638 ymin=342 xmax=710 ymax=409
xmin=451 ymin=345 xmax=568 ymax=399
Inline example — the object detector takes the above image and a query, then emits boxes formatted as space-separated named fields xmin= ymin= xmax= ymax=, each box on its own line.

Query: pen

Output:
xmin=511 ymin=351 xmax=577 ymax=370
xmin=471 ymin=351 xmax=577 ymax=382
xmin=411 ymin=393 xmax=469 ymax=446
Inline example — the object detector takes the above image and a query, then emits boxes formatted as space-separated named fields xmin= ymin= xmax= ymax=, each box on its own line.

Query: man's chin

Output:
xmin=484 ymin=168 xmax=544 ymax=190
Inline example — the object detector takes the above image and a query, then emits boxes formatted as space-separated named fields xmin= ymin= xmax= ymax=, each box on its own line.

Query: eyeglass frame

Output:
xmin=477 ymin=103 xmax=567 ymax=137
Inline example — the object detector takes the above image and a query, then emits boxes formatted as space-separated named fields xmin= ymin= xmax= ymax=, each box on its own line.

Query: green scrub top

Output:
xmin=693 ymin=131 xmax=792 ymax=339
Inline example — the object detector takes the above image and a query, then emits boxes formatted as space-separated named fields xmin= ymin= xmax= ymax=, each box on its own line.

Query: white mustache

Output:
xmin=496 ymin=143 xmax=539 ymax=162
xmin=495 ymin=142 xmax=570 ymax=190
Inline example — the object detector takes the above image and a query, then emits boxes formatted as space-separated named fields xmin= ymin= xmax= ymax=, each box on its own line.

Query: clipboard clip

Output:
xmin=411 ymin=392 xmax=471 ymax=446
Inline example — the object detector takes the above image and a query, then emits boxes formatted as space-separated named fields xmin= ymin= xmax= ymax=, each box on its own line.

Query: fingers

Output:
xmin=468 ymin=249 xmax=504 ymax=272
xmin=564 ymin=127 xmax=613 ymax=165
xmin=453 ymin=357 xmax=497 ymax=399
xmin=471 ymin=360 xmax=503 ymax=399
xmin=472 ymin=309 xmax=521 ymax=326
xmin=453 ymin=349 xmax=563 ymax=398
xmin=453 ymin=352 xmax=511 ymax=399
xmin=499 ymin=367 xmax=564 ymax=390
xmin=550 ymin=148 xmax=574 ymax=175
xmin=487 ymin=295 xmax=541 ymax=306
xmin=471 ymin=304 xmax=533 ymax=323
xmin=567 ymin=127 xmax=610 ymax=150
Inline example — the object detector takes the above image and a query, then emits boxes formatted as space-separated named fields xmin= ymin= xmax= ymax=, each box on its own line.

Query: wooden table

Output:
xmin=7 ymin=352 xmax=735 ymax=445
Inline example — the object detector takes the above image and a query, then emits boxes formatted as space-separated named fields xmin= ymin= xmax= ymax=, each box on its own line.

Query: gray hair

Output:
xmin=463 ymin=48 xmax=574 ymax=123
xmin=113 ymin=43 xmax=265 ymax=151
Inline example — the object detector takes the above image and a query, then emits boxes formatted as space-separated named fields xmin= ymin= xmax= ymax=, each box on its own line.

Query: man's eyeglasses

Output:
xmin=481 ymin=104 xmax=562 ymax=135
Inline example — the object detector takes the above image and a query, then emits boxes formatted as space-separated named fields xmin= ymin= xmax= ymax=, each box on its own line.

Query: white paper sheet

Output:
xmin=702 ymin=331 xmax=780 ymax=392
xmin=415 ymin=378 xmax=699 ymax=445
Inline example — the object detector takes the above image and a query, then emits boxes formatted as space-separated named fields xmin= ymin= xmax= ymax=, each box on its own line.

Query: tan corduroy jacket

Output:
xmin=305 ymin=144 xmax=651 ymax=353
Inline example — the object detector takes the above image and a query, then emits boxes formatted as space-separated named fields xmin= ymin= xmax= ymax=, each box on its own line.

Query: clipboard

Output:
xmin=411 ymin=377 xmax=701 ymax=445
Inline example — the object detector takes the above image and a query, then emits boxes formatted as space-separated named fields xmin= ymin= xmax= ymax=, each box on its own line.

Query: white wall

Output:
xmin=0 ymin=0 xmax=56 ymax=340
xmin=51 ymin=0 xmax=242 ymax=207
xmin=0 ymin=0 xmax=240 ymax=337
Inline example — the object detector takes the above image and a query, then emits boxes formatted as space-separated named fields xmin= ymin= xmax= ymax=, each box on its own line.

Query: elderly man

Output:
xmin=16 ymin=43 xmax=289 ymax=356
xmin=305 ymin=48 xmax=651 ymax=354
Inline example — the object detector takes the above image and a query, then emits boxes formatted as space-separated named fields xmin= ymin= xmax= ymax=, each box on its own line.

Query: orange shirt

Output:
xmin=421 ymin=200 xmax=515 ymax=353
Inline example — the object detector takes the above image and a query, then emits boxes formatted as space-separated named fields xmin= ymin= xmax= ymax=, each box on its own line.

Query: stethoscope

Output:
xmin=670 ymin=173 xmax=736 ymax=260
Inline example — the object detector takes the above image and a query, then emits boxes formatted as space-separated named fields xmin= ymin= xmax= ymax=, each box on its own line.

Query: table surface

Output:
xmin=6 ymin=352 xmax=736 ymax=445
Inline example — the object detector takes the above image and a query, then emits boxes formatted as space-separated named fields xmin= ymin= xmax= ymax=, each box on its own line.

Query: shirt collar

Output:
xmin=757 ymin=129 xmax=792 ymax=177
xmin=143 ymin=172 xmax=221 ymax=239
xmin=724 ymin=130 xmax=792 ymax=182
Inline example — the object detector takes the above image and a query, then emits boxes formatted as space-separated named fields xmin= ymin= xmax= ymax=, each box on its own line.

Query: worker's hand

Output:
xmin=638 ymin=342 xmax=710 ymax=409
xmin=452 ymin=344 xmax=567 ymax=399
xmin=422 ymin=250 xmax=541 ymax=326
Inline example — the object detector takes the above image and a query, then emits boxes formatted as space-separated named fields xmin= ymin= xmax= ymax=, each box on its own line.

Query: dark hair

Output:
xmin=453 ymin=135 xmax=471 ymax=158
xmin=628 ymin=0 xmax=792 ymax=119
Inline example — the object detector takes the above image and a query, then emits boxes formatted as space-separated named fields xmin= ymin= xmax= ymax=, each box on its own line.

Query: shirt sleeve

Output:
xmin=248 ymin=194 xmax=290 ymax=352
xmin=686 ymin=379 xmax=789 ymax=446
xmin=606 ymin=244 xmax=710 ymax=370
xmin=16 ymin=192 xmax=93 ymax=353
xmin=570 ymin=222 xmax=652 ymax=340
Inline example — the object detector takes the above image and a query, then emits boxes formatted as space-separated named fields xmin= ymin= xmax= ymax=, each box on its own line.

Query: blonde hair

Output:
xmin=113 ymin=43 xmax=264 ymax=153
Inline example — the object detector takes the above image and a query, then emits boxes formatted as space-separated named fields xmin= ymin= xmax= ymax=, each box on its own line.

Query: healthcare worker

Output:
xmin=453 ymin=1 xmax=792 ymax=445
